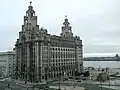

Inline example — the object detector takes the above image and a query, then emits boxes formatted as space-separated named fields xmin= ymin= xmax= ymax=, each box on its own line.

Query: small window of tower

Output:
xmin=32 ymin=27 xmax=35 ymax=31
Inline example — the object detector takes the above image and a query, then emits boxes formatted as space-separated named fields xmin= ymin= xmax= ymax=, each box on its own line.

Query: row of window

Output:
xmin=51 ymin=53 xmax=75 ymax=58
xmin=51 ymin=62 xmax=76 ymax=66
xmin=41 ymin=66 xmax=75 ymax=73
xmin=51 ymin=52 xmax=75 ymax=55
xmin=51 ymin=47 xmax=75 ymax=51
xmin=51 ymin=59 xmax=75 ymax=62
xmin=51 ymin=39 xmax=75 ymax=45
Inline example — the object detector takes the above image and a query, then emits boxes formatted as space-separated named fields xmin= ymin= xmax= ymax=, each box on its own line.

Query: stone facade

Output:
xmin=15 ymin=2 xmax=83 ymax=82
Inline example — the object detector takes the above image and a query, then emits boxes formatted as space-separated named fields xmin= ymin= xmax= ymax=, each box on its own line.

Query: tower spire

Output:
xmin=63 ymin=15 xmax=69 ymax=27
xmin=26 ymin=1 xmax=35 ymax=17
xmin=61 ymin=16 xmax=73 ymax=37
xmin=65 ymin=15 xmax=67 ymax=19
xmin=30 ymin=1 xmax=32 ymax=6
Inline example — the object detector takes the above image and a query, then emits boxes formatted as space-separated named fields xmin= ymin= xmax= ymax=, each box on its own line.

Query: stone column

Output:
xmin=27 ymin=43 xmax=30 ymax=81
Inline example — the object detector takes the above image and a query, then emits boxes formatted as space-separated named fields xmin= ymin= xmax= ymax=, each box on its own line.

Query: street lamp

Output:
xmin=107 ymin=68 xmax=110 ymax=88
xmin=73 ymin=64 xmax=77 ymax=88
xmin=58 ymin=67 xmax=61 ymax=90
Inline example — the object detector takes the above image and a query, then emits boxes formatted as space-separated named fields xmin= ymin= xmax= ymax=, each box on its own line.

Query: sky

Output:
xmin=0 ymin=0 xmax=119 ymax=57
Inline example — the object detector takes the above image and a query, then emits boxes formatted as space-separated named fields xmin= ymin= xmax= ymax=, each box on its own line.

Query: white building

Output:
xmin=0 ymin=51 xmax=15 ymax=77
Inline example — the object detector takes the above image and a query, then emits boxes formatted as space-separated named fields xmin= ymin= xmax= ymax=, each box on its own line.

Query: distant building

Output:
xmin=84 ymin=54 xmax=120 ymax=61
xmin=114 ymin=54 xmax=120 ymax=60
xmin=0 ymin=51 xmax=15 ymax=77
xmin=15 ymin=2 xmax=83 ymax=82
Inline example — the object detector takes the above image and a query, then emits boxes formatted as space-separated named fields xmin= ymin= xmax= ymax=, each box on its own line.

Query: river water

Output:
xmin=84 ymin=61 xmax=120 ymax=68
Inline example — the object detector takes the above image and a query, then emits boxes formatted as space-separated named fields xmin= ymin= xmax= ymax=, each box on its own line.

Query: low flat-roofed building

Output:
xmin=0 ymin=51 xmax=15 ymax=77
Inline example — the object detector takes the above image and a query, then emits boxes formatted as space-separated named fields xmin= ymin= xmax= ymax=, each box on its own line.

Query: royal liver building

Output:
xmin=15 ymin=3 xmax=83 ymax=82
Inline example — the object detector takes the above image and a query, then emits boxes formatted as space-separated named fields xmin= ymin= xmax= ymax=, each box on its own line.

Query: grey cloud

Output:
xmin=0 ymin=26 xmax=19 ymax=51
xmin=84 ymin=45 xmax=120 ymax=53
xmin=0 ymin=0 xmax=120 ymax=56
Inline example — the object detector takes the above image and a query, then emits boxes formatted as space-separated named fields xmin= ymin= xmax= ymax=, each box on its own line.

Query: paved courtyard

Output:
xmin=50 ymin=86 xmax=85 ymax=90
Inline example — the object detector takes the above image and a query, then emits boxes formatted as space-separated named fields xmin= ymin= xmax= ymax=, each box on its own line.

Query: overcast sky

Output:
xmin=0 ymin=0 xmax=119 ymax=56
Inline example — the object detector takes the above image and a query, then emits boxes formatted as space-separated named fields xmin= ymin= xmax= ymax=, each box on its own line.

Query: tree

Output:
xmin=83 ymin=71 xmax=90 ymax=77
xmin=75 ymin=71 xmax=80 ymax=76
xmin=97 ymin=72 xmax=109 ymax=90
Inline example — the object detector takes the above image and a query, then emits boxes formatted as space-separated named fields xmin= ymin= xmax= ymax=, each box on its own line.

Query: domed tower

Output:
xmin=20 ymin=1 xmax=39 ymax=42
xmin=26 ymin=1 xmax=35 ymax=17
xmin=23 ymin=1 xmax=39 ymax=31
xmin=60 ymin=16 xmax=73 ymax=37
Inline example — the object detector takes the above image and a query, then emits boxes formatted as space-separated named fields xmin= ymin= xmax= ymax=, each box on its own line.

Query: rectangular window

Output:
xmin=32 ymin=27 xmax=35 ymax=30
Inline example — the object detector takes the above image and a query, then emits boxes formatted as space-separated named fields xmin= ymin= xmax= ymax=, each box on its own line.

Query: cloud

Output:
xmin=84 ymin=45 xmax=120 ymax=53
xmin=0 ymin=0 xmax=120 ymax=55
xmin=0 ymin=26 xmax=19 ymax=51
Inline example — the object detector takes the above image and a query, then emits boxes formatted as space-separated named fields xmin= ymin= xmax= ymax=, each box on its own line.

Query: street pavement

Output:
xmin=0 ymin=80 xmax=33 ymax=90
xmin=49 ymin=86 xmax=85 ymax=90
xmin=0 ymin=79 xmax=119 ymax=90
xmin=50 ymin=80 xmax=118 ymax=90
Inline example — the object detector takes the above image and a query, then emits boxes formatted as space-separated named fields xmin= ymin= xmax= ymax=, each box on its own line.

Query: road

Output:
xmin=50 ymin=80 xmax=117 ymax=90
xmin=0 ymin=79 xmax=118 ymax=90
xmin=0 ymin=80 xmax=33 ymax=90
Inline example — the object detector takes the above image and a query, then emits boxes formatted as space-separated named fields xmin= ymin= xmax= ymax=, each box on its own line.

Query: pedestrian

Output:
xmin=7 ymin=84 xmax=10 ymax=88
